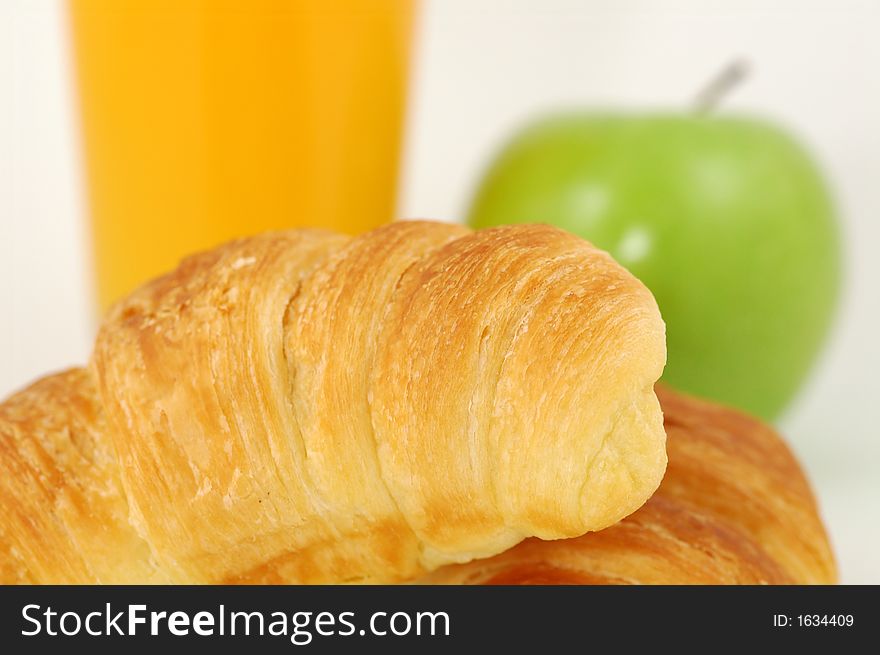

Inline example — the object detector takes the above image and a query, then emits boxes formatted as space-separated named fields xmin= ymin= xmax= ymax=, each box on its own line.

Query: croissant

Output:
xmin=423 ymin=386 xmax=836 ymax=585
xmin=0 ymin=221 xmax=667 ymax=584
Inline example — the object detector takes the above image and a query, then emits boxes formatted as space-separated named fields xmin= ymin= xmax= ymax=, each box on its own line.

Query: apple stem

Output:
xmin=693 ymin=59 xmax=750 ymax=114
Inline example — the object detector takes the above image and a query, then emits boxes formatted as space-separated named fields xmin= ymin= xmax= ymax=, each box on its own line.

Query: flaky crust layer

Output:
xmin=1 ymin=221 xmax=667 ymax=583
xmin=0 ymin=369 xmax=166 ymax=583
xmin=422 ymin=387 xmax=836 ymax=585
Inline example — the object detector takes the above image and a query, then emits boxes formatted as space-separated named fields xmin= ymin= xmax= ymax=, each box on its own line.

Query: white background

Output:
xmin=2 ymin=0 xmax=878 ymax=583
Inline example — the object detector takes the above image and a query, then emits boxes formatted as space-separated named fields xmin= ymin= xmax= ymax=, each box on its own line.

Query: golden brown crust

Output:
xmin=1 ymin=221 xmax=667 ymax=583
xmin=422 ymin=386 xmax=837 ymax=585
xmin=369 ymin=225 xmax=667 ymax=568
xmin=0 ymin=369 xmax=167 ymax=583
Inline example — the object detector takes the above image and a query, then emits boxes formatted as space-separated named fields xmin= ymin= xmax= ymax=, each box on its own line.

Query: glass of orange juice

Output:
xmin=69 ymin=0 xmax=415 ymax=310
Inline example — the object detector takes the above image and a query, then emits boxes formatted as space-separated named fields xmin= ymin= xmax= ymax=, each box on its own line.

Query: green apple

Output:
xmin=467 ymin=113 xmax=841 ymax=420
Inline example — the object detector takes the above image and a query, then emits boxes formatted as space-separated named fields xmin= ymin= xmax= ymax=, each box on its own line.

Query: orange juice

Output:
xmin=69 ymin=0 xmax=415 ymax=310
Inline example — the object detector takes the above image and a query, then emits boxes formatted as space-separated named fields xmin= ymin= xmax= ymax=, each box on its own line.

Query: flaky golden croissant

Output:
xmin=0 ymin=221 xmax=667 ymax=584
xmin=423 ymin=386 xmax=836 ymax=585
